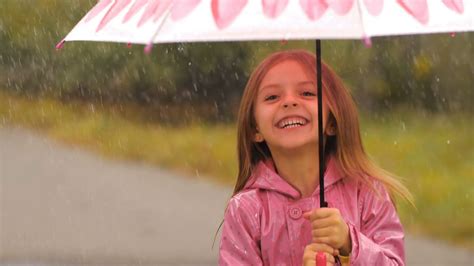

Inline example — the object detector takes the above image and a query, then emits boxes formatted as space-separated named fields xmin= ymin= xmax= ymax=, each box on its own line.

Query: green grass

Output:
xmin=360 ymin=112 xmax=474 ymax=249
xmin=0 ymin=92 xmax=238 ymax=183
xmin=1 ymin=92 xmax=472 ymax=250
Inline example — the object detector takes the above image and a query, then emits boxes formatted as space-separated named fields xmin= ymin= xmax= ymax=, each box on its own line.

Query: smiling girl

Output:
xmin=218 ymin=50 xmax=412 ymax=266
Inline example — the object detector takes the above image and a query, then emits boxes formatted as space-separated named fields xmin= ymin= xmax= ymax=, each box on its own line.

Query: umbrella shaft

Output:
xmin=316 ymin=40 xmax=327 ymax=208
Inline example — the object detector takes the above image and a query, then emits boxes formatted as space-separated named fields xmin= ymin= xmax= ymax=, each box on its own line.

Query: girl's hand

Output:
xmin=302 ymin=243 xmax=336 ymax=266
xmin=303 ymin=208 xmax=352 ymax=255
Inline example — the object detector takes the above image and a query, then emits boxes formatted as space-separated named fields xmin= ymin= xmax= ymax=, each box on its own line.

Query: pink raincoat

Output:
xmin=219 ymin=157 xmax=405 ymax=265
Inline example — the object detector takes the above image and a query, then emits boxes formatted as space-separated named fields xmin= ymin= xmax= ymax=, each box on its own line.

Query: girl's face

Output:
xmin=253 ymin=60 xmax=330 ymax=152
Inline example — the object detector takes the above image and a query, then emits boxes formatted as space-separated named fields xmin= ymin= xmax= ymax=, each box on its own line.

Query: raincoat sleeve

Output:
xmin=219 ymin=193 xmax=263 ymax=265
xmin=348 ymin=181 xmax=405 ymax=266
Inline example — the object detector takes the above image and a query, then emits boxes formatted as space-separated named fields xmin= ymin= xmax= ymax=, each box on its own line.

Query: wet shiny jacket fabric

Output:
xmin=219 ymin=157 xmax=405 ymax=265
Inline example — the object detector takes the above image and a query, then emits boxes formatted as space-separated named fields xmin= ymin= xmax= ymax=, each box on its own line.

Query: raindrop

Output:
xmin=188 ymin=61 xmax=192 ymax=66
xmin=446 ymin=140 xmax=450 ymax=144
xmin=394 ymin=141 xmax=398 ymax=145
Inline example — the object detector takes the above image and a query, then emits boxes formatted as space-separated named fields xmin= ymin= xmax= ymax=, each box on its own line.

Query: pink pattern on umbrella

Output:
xmin=97 ymin=0 xmax=132 ymax=32
xmin=262 ymin=0 xmax=289 ymax=18
xmin=84 ymin=0 xmax=467 ymax=33
xmin=397 ymin=0 xmax=429 ymax=24
xmin=211 ymin=0 xmax=248 ymax=29
xmin=299 ymin=0 xmax=328 ymax=21
xmin=85 ymin=0 xmax=113 ymax=22
xmin=137 ymin=0 xmax=172 ymax=27
xmin=442 ymin=0 xmax=464 ymax=14
xmin=363 ymin=0 xmax=384 ymax=16
xmin=326 ymin=0 xmax=354 ymax=15
xmin=171 ymin=0 xmax=202 ymax=20
xmin=123 ymin=0 xmax=148 ymax=23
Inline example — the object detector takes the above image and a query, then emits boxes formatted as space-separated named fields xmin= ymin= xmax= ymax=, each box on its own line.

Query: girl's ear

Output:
xmin=254 ymin=128 xmax=265 ymax=142
xmin=325 ymin=120 xmax=337 ymax=136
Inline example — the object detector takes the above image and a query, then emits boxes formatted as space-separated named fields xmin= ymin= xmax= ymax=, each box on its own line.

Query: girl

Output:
xmin=218 ymin=50 xmax=412 ymax=266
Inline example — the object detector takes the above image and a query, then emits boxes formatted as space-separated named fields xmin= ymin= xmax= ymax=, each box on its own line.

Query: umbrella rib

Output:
xmin=145 ymin=5 xmax=173 ymax=50
xmin=356 ymin=0 xmax=370 ymax=41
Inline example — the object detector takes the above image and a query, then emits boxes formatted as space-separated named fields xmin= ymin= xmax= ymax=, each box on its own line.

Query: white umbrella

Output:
xmin=58 ymin=0 xmax=472 ymax=46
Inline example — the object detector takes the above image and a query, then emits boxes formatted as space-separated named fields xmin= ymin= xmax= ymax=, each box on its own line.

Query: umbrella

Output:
xmin=57 ymin=0 xmax=473 ymax=263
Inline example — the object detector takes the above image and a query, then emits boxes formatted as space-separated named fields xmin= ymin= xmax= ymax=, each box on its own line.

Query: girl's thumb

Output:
xmin=303 ymin=211 xmax=311 ymax=220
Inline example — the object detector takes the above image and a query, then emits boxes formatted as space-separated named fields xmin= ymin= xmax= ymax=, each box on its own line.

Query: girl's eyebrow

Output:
xmin=297 ymin=81 xmax=316 ymax=87
xmin=259 ymin=81 xmax=315 ymax=92
xmin=259 ymin=84 xmax=280 ymax=92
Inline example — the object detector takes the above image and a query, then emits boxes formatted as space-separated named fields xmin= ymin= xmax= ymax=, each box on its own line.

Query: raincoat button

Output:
xmin=289 ymin=207 xmax=302 ymax=219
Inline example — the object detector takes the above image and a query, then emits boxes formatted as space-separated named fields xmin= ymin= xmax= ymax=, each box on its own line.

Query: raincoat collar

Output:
xmin=244 ymin=156 xmax=343 ymax=200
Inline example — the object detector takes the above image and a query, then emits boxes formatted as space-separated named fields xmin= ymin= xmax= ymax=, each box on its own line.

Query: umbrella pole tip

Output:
xmin=56 ymin=40 xmax=65 ymax=50
xmin=144 ymin=43 xmax=153 ymax=54
xmin=363 ymin=37 xmax=372 ymax=48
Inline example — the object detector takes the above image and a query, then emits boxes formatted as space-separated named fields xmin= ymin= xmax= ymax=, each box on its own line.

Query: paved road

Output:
xmin=1 ymin=127 xmax=472 ymax=265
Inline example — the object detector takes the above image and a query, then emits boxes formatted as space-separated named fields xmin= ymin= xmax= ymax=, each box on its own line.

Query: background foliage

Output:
xmin=1 ymin=0 xmax=473 ymax=123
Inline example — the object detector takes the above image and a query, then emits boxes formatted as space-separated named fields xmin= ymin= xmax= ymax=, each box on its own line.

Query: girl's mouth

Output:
xmin=277 ymin=116 xmax=309 ymax=129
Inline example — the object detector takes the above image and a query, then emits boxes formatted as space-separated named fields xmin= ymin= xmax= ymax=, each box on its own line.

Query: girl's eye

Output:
xmin=302 ymin=91 xmax=316 ymax=96
xmin=265 ymin=95 xmax=278 ymax=101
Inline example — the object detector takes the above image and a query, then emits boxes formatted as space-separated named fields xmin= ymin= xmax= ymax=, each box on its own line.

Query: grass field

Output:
xmin=1 ymin=92 xmax=472 ymax=250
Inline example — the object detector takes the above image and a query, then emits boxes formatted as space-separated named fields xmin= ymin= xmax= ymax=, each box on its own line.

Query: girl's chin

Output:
xmin=270 ymin=140 xmax=319 ymax=152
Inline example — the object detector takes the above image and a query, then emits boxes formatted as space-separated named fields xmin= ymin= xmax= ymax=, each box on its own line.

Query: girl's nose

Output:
xmin=282 ymin=95 xmax=298 ymax=108
xmin=283 ymin=102 xmax=298 ymax=108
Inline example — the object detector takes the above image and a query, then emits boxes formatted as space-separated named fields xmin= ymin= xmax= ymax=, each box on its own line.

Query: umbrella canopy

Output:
xmin=57 ymin=0 xmax=473 ymax=209
xmin=59 ymin=0 xmax=473 ymax=46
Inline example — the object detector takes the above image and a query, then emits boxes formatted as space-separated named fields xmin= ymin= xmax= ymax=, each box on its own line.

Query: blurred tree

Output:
xmin=0 ymin=0 xmax=252 ymax=122
xmin=1 ymin=0 xmax=472 ymax=123
xmin=362 ymin=35 xmax=473 ymax=113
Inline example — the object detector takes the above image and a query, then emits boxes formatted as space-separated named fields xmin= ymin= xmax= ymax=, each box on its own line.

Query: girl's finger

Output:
xmin=319 ymin=208 xmax=340 ymax=218
xmin=312 ymin=227 xmax=336 ymax=238
xmin=304 ymin=208 xmax=335 ymax=220
xmin=312 ymin=236 xmax=335 ymax=247
xmin=326 ymin=252 xmax=336 ymax=264
xmin=305 ymin=242 xmax=335 ymax=254
xmin=311 ymin=216 xmax=337 ymax=229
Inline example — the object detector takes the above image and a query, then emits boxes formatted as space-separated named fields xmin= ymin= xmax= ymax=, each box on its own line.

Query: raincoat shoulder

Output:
xmin=219 ymin=188 xmax=264 ymax=265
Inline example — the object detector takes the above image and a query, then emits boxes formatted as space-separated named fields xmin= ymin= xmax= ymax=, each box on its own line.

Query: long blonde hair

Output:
xmin=234 ymin=49 xmax=413 ymax=204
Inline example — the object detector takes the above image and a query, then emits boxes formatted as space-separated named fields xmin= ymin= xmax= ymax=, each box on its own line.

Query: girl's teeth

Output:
xmin=278 ymin=118 xmax=307 ymax=128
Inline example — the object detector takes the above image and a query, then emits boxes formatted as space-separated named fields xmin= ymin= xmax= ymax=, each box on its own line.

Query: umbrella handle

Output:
xmin=316 ymin=252 xmax=326 ymax=266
